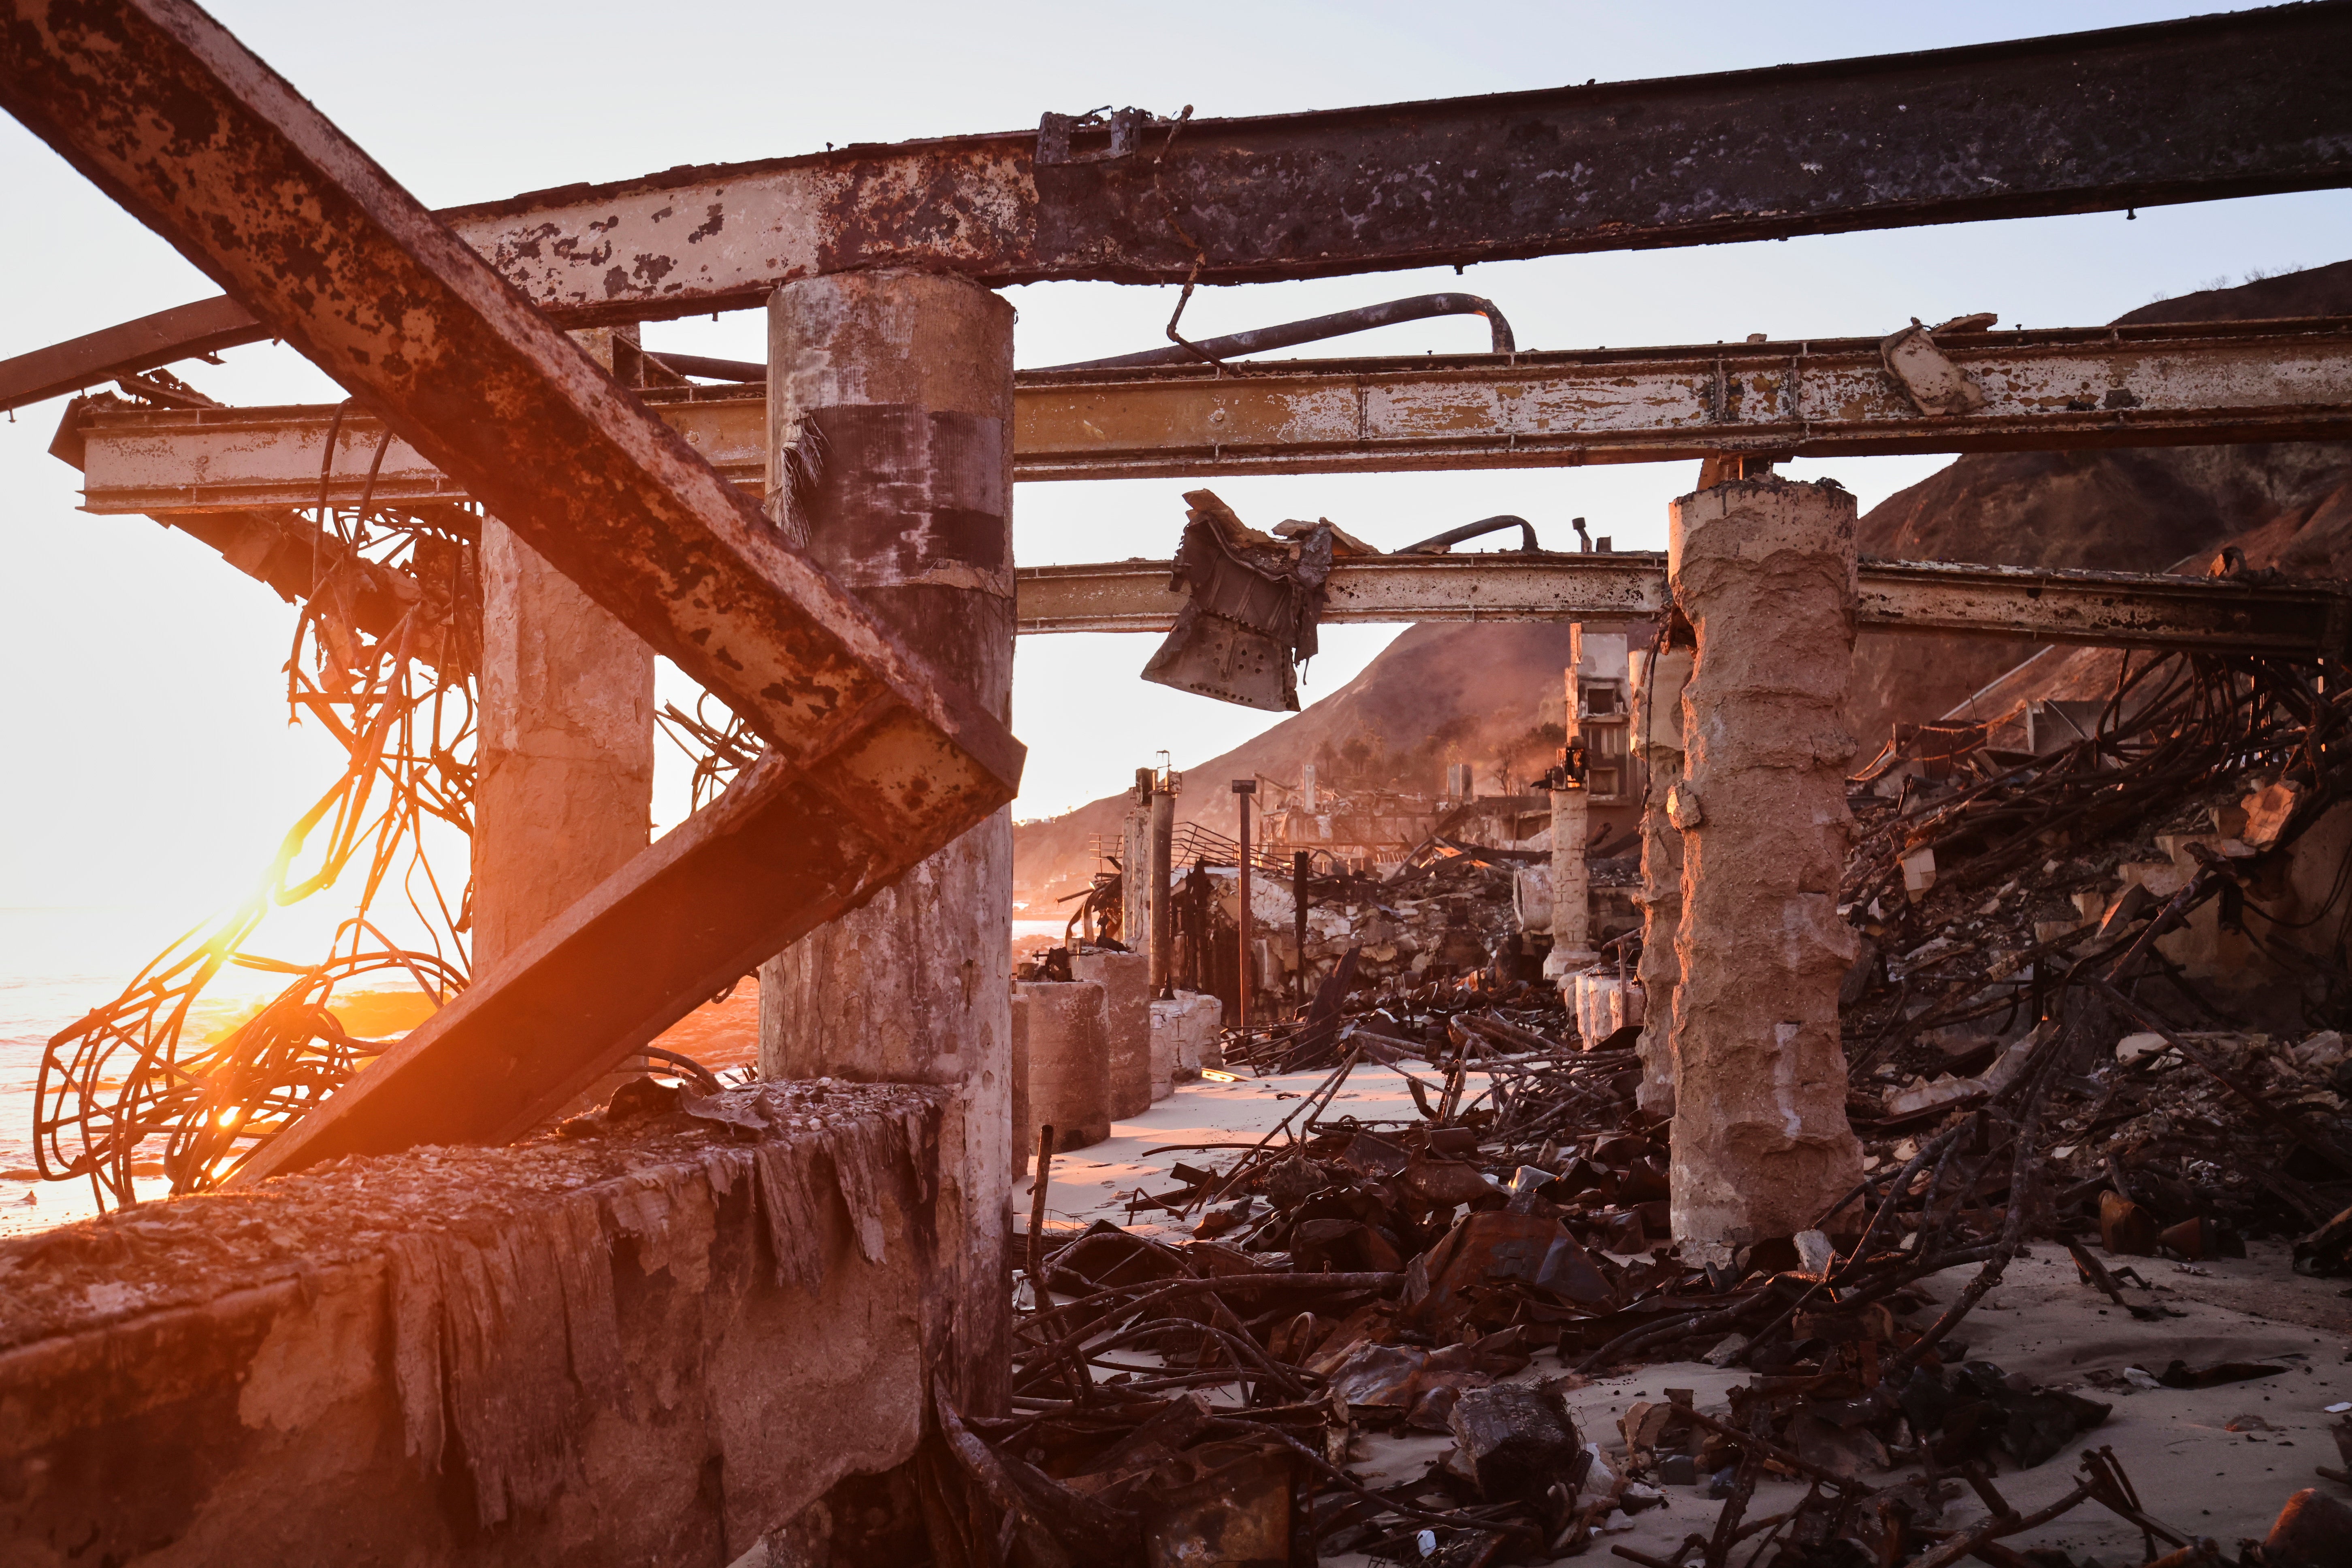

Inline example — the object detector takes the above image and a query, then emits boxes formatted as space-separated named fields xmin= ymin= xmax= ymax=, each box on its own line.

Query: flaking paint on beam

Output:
xmin=5 ymin=2 xmax=2349 ymax=408
xmin=65 ymin=317 xmax=2352 ymax=509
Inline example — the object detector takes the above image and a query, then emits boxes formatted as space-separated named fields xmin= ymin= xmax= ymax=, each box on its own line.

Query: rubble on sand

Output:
xmin=1839 ymin=651 xmax=2352 ymax=1274
xmin=935 ymin=650 xmax=2352 ymax=1564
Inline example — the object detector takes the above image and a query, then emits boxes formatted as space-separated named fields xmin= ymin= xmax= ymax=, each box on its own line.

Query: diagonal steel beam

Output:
xmin=0 ymin=0 xmax=1021 ymax=1172
xmin=5 ymin=2 xmax=2349 ymax=409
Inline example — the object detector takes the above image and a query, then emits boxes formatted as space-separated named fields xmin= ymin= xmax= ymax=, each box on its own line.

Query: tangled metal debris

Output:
xmin=34 ymin=477 xmax=482 ymax=1206
xmin=31 ymin=423 xmax=748 ymax=1208
xmin=947 ymin=643 xmax=2352 ymax=1564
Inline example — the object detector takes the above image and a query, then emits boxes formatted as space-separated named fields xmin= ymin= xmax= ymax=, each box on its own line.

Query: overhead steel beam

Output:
xmin=64 ymin=316 xmax=2352 ymax=509
xmin=1014 ymin=318 xmax=2352 ymax=479
xmin=6 ymin=2 xmax=2349 ymax=411
xmin=0 ymin=0 xmax=1020 ymax=1172
xmin=1014 ymin=555 xmax=2352 ymax=658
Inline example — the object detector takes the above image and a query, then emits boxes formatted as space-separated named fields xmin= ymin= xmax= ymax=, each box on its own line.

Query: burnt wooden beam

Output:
xmin=0 ymin=0 xmax=1021 ymax=1171
xmin=6 ymin=2 xmax=2349 ymax=409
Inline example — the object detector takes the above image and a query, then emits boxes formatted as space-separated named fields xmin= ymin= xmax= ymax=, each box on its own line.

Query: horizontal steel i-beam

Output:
xmin=4 ymin=2 xmax=2348 ymax=410
xmin=1014 ymin=555 xmax=2351 ymax=658
xmin=62 ymin=316 xmax=2352 ymax=511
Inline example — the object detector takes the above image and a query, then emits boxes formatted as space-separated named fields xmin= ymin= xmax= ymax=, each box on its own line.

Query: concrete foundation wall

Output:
xmin=1 ymin=1087 xmax=947 ymax=1567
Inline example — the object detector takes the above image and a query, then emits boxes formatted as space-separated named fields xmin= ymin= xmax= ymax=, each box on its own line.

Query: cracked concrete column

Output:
xmin=1666 ymin=477 xmax=1865 ymax=1255
xmin=473 ymin=335 xmax=654 ymax=970
xmin=1631 ymin=641 xmax=1693 ymax=1117
xmin=756 ymin=270 xmax=1016 ymax=1413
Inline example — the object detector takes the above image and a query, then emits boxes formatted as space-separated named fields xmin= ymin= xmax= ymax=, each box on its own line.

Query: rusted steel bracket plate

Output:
xmin=4 ymin=0 xmax=2348 ymax=414
xmin=1015 ymin=555 xmax=2351 ymax=657
xmin=68 ymin=317 xmax=2352 ymax=507
xmin=0 ymin=0 xmax=1021 ymax=1173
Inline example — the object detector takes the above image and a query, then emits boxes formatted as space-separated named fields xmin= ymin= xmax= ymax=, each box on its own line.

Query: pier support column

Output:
xmin=1631 ymin=642 xmax=1693 ymax=1117
xmin=1666 ymin=478 xmax=1864 ymax=1256
xmin=474 ymin=325 xmax=655 ymax=975
xmin=473 ymin=530 xmax=654 ymax=968
xmin=756 ymin=270 xmax=1016 ymax=1412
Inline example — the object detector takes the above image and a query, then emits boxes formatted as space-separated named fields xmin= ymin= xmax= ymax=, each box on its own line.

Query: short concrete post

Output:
xmin=755 ymin=270 xmax=1016 ymax=1412
xmin=1016 ymin=979 xmax=1112 ymax=1151
xmin=1072 ymin=949 xmax=1151 ymax=1120
xmin=1631 ymin=643 xmax=1693 ymax=1116
xmin=1666 ymin=478 xmax=1866 ymax=1255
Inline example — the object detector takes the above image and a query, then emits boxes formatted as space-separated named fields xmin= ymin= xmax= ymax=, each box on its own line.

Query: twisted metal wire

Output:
xmin=35 ymin=497 xmax=481 ymax=1206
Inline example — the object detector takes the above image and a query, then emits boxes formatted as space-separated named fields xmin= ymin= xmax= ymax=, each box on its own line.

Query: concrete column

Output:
xmin=472 ymin=533 xmax=654 ymax=967
xmin=1122 ymin=774 xmax=1152 ymax=954
xmin=1666 ymin=478 xmax=1866 ymax=1256
xmin=1630 ymin=643 xmax=1693 ymax=1117
xmin=754 ymin=270 xmax=1016 ymax=1412
xmin=1149 ymin=783 xmax=1177 ymax=997
xmin=1016 ymin=978 xmax=1111 ymax=1150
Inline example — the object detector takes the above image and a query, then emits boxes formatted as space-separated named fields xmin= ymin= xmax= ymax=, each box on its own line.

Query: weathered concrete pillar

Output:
xmin=472 ymin=529 xmax=654 ymax=968
xmin=1631 ymin=643 xmax=1693 ymax=1116
xmin=755 ymin=270 xmax=1016 ymax=1412
xmin=1667 ymin=478 xmax=1865 ymax=1255
xmin=1149 ymin=780 xmax=1177 ymax=997
xmin=1545 ymin=650 xmax=1596 ymax=987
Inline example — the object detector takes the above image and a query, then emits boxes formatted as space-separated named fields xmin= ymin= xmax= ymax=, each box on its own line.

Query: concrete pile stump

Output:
xmin=1073 ymin=948 xmax=1152 ymax=1119
xmin=1665 ymin=477 xmax=1866 ymax=1256
xmin=1016 ymin=978 xmax=1112 ymax=1150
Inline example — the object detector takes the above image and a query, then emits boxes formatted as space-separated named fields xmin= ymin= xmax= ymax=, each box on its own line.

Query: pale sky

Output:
xmin=1 ymin=0 xmax=2344 ymax=971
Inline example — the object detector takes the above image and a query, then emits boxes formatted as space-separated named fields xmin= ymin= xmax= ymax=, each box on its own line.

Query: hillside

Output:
xmin=1846 ymin=260 xmax=2352 ymax=744
xmin=1014 ymin=619 xmax=1572 ymax=904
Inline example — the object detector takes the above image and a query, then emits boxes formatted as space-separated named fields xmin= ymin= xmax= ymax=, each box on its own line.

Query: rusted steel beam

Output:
xmin=231 ymin=749 xmax=918 ymax=1178
xmin=5 ymin=2 xmax=2348 ymax=409
xmin=0 ymin=294 xmax=260 ymax=411
xmin=1 ymin=0 xmax=1020 ymax=1169
xmin=1014 ymin=555 xmax=2352 ymax=657
xmin=1015 ymin=556 xmax=1664 ymax=632
xmin=66 ymin=317 xmax=2352 ymax=505
xmin=1010 ymin=318 xmax=2352 ymax=480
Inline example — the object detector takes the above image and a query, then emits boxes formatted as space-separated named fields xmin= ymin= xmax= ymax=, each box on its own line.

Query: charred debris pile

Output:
xmin=939 ymin=649 xmax=2352 ymax=1565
